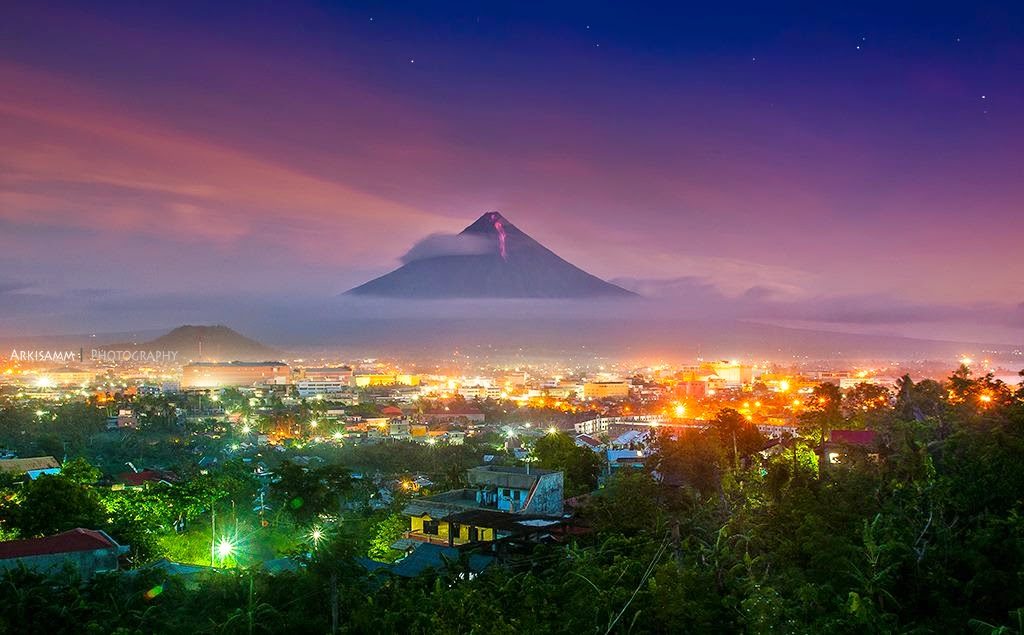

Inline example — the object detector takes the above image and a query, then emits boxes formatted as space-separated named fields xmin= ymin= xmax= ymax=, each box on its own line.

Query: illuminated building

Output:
xmin=458 ymin=384 xmax=502 ymax=400
xmin=583 ymin=381 xmax=629 ymax=400
xmin=422 ymin=406 xmax=485 ymax=424
xmin=36 ymin=367 xmax=96 ymax=387
xmin=181 ymin=361 xmax=289 ymax=389
xmin=403 ymin=465 xmax=564 ymax=546
xmin=704 ymin=360 xmax=753 ymax=388
xmin=674 ymin=380 xmax=707 ymax=399
xmin=299 ymin=366 xmax=353 ymax=383
xmin=296 ymin=380 xmax=351 ymax=398
xmin=353 ymin=373 xmax=421 ymax=387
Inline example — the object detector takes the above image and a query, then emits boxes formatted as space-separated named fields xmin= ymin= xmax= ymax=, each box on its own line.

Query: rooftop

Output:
xmin=829 ymin=429 xmax=879 ymax=446
xmin=466 ymin=465 xmax=556 ymax=489
xmin=0 ymin=456 xmax=60 ymax=474
xmin=116 ymin=469 xmax=179 ymax=486
xmin=0 ymin=528 xmax=120 ymax=560
xmin=185 ymin=361 xmax=288 ymax=368
xmin=358 ymin=543 xmax=493 ymax=578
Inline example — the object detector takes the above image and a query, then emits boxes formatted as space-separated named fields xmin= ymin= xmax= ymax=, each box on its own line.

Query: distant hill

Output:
xmin=100 ymin=325 xmax=278 ymax=362
xmin=346 ymin=211 xmax=635 ymax=298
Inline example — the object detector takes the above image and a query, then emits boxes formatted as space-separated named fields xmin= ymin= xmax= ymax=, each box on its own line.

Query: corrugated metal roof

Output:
xmin=0 ymin=528 xmax=118 ymax=559
xmin=0 ymin=456 xmax=60 ymax=473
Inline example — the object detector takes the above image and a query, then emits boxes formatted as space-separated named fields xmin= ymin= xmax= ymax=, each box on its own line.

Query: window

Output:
xmin=423 ymin=520 xmax=439 ymax=535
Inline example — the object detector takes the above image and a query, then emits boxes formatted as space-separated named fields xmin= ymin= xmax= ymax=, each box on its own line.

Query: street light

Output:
xmin=308 ymin=525 xmax=324 ymax=548
xmin=217 ymin=537 xmax=235 ymax=560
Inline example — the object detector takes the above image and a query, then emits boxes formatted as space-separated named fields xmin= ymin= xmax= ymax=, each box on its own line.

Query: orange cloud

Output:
xmin=0 ymin=61 xmax=452 ymax=261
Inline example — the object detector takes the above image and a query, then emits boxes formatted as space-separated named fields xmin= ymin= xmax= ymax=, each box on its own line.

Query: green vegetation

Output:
xmin=1 ymin=367 xmax=1023 ymax=632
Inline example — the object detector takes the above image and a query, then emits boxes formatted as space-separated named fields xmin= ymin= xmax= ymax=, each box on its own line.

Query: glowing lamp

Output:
xmin=217 ymin=538 xmax=234 ymax=559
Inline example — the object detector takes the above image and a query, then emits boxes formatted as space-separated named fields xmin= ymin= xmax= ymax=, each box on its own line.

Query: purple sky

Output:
xmin=1 ymin=2 xmax=1022 ymax=342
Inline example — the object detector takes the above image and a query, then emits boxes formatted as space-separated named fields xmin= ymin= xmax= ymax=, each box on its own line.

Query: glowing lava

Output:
xmin=490 ymin=212 xmax=508 ymax=261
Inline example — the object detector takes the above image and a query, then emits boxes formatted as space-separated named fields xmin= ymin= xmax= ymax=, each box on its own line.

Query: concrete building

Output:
xmin=0 ymin=528 xmax=128 ymax=579
xmin=300 ymin=366 xmax=353 ymax=383
xmin=458 ymin=384 xmax=503 ymax=400
xmin=422 ymin=406 xmax=485 ymax=424
xmin=704 ymin=361 xmax=754 ymax=388
xmin=402 ymin=465 xmax=564 ymax=548
xmin=296 ymin=380 xmax=351 ymax=398
xmin=353 ymin=373 xmax=421 ymax=387
xmin=37 ymin=367 xmax=96 ymax=387
xmin=181 ymin=361 xmax=290 ymax=389
xmin=106 ymin=408 xmax=139 ymax=430
xmin=583 ymin=381 xmax=630 ymax=400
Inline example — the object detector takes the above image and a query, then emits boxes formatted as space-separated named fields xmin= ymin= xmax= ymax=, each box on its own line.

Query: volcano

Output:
xmin=346 ymin=212 xmax=635 ymax=298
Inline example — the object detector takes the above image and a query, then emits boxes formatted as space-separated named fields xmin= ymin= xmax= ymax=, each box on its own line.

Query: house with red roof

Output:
xmin=0 ymin=528 xmax=129 ymax=579
xmin=819 ymin=429 xmax=882 ymax=468
xmin=114 ymin=468 xmax=179 ymax=488
xmin=422 ymin=406 xmax=485 ymax=424
xmin=381 ymin=405 xmax=404 ymax=417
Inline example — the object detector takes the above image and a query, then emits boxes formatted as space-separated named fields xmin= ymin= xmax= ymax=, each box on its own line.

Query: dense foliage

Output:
xmin=1 ymin=368 xmax=1023 ymax=633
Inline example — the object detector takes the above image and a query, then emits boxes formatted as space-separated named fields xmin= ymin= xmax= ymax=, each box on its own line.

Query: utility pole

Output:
xmin=330 ymin=572 xmax=339 ymax=635
xmin=248 ymin=574 xmax=255 ymax=635
xmin=210 ymin=503 xmax=216 ymax=567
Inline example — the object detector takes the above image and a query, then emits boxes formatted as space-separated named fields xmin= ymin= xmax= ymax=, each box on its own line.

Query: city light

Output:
xmin=547 ymin=426 xmax=559 ymax=435
xmin=307 ymin=525 xmax=324 ymax=548
xmin=217 ymin=538 xmax=235 ymax=559
xmin=673 ymin=403 xmax=686 ymax=418
xmin=240 ymin=424 xmax=251 ymax=435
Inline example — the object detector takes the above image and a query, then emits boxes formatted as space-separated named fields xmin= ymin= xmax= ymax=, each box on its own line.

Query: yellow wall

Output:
xmin=583 ymin=381 xmax=629 ymax=399
xmin=408 ymin=515 xmax=495 ymax=544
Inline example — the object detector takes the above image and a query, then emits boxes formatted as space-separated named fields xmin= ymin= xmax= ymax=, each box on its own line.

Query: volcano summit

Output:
xmin=346 ymin=212 xmax=635 ymax=299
